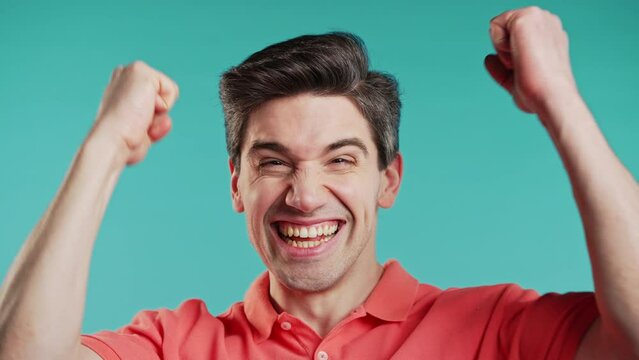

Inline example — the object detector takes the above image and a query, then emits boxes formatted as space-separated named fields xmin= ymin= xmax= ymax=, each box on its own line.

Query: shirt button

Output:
xmin=317 ymin=350 xmax=329 ymax=360
xmin=280 ymin=321 xmax=292 ymax=330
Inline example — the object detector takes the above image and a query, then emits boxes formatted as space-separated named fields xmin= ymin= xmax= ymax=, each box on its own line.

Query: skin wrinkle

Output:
xmin=248 ymin=138 xmax=369 ymax=164
xmin=10 ymin=8 xmax=636 ymax=358
xmin=231 ymin=94 xmax=398 ymax=335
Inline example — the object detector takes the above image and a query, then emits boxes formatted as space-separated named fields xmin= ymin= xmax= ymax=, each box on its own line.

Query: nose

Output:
xmin=285 ymin=168 xmax=328 ymax=213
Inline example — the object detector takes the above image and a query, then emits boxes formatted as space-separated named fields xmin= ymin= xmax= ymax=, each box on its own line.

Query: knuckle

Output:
xmin=510 ymin=16 xmax=526 ymax=30
xmin=515 ymin=6 xmax=552 ymax=28
xmin=522 ymin=6 xmax=544 ymax=20
xmin=111 ymin=65 xmax=123 ymax=77
xmin=130 ymin=60 xmax=147 ymax=71
xmin=526 ymin=5 xmax=543 ymax=14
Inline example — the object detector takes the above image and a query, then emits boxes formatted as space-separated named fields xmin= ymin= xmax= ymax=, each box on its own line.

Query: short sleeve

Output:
xmin=81 ymin=299 xmax=217 ymax=360
xmin=497 ymin=287 xmax=599 ymax=360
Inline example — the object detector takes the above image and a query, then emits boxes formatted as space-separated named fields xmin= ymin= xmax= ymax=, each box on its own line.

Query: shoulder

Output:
xmin=415 ymin=282 xmax=539 ymax=307
xmin=439 ymin=283 xmax=540 ymax=304
xmin=412 ymin=283 xmax=537 ymax=318
xmin=427 ymin=283 xmax=594 ymax=314
xmin=420 ymin=282 xmax=595 ymax=327
xmin=81 ymin=299 xmax=252 ymax=358
xmin=114 ymin=298 xmax=249 ymax=336
xmin=153 ymin=298 xmax=248 ymax=326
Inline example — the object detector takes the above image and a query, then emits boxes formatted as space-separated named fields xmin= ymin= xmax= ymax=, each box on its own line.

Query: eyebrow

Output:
xmin=248 ymin=137 xmax=369 ymax=158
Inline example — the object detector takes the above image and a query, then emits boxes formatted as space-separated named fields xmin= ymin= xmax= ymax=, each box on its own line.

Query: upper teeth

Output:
xmin=279 ymin=222 xmax=339 ymax=239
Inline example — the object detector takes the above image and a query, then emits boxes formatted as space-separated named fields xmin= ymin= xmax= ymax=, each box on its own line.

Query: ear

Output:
xmin=229 ymin=158 xmax=244 ymax=212
xmin=377 ymin=153 xmax=403 ymax=209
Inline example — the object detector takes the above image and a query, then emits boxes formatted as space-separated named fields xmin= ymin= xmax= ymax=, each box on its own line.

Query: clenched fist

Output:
xmin=89 ymin=61 xmax=179 ymax=165
xmin=485 ymin=7 xmax=578 ymax=120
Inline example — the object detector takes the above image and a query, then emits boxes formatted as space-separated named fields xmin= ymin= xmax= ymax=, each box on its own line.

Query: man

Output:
xmin=0 ymin=6 xmax=637 ymax=359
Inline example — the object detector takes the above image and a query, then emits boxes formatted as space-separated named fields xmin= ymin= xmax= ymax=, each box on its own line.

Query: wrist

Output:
xmin=535 ymin=78 xmax=579 ymax=111
xmin=81 ymin=123 xmax=130 ymax=172
xmin=537 ymin=87 xmax=585 ymax=128
xmin=537 ymin=91 xmax=594 ymax=146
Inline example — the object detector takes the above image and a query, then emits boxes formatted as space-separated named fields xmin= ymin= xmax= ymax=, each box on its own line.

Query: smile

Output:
xmin=276 ymin=221 xmax=340 ymax=249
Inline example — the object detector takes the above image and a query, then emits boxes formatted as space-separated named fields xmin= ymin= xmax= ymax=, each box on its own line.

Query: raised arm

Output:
xmin=485 ymin=7 xmax=639 ymax=360
xmin=0 ymin=61 xmax=179 ymax=360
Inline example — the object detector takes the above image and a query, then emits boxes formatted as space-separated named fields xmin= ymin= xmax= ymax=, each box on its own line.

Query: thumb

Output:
xmin=484 ymin=54 xmax=514 ymax=93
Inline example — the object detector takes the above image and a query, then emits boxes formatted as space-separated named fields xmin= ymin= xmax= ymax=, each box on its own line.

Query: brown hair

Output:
xmin=219 ymin=32 xmax=401 ymax=170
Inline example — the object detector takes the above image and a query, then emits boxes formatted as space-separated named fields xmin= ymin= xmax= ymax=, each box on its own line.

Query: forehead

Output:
xmin=243 ymin=94 xmax=376 ymax=158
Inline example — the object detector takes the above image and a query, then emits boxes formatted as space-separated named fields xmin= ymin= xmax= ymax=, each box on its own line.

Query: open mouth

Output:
xmin=274 ymin=220 xmax=342 ymax=249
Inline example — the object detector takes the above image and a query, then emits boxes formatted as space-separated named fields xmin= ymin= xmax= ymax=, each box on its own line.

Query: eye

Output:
xmin=257 ymin=159 xmax=292 ymax=175
xmin=259 ymin=159 xmax=285 ymax=167
xmin=328 ymin=157 xmax=355 ymax=169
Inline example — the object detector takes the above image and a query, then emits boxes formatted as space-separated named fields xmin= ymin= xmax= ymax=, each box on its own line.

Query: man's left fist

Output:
xmin=485 ymin=6 xmax=578 ymax=116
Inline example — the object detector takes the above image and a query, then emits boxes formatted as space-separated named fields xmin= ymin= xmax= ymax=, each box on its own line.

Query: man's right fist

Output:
xmin=90 ymin=61 xmax=179 ymax=166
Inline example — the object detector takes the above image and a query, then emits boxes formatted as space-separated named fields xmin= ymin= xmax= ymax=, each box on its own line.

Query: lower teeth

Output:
xmin=284 ymin=234 xmax=334 ymax=248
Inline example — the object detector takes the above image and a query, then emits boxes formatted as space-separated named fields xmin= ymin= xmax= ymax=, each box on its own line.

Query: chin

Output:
xmin=274 ymin=265 xmax=344 ymax=293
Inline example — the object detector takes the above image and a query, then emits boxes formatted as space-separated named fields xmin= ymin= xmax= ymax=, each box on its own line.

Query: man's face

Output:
xmin=231 ymin=94 xmax=401 ymax=292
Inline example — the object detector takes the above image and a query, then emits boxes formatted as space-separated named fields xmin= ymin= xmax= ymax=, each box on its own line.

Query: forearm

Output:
xmin=542 ymin=95 xmax=639 ymax=356
xmin=0 ymin=132 xmax=126 ymax=359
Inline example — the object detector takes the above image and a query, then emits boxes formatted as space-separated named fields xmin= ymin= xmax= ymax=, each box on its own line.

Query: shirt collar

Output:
xmin=243 ymin=259 xmax=419 ymax=342
xmin=363 ymin=259 xmax=420 ymax=322
xmin=243 ymin=271 xmax=278 ymax=342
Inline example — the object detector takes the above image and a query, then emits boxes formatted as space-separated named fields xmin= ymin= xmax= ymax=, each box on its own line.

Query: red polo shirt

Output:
xmin=81 ymin=261 xmax=598 ymax=359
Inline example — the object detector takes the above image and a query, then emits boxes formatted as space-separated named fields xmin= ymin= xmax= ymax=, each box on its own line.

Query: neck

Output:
xmin=269 ymin=258 xmax=383 ymax=338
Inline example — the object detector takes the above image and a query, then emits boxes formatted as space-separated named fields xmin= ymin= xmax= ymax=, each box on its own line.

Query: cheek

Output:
xmin=242 ymin=178 xmax=289 ymax=226
xmin=326 ymin=172 xmax=381 ymax=216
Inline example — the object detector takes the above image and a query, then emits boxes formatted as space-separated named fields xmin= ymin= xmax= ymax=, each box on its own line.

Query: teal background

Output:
xmin=0 ymin=0 xmax=637 ymax=334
